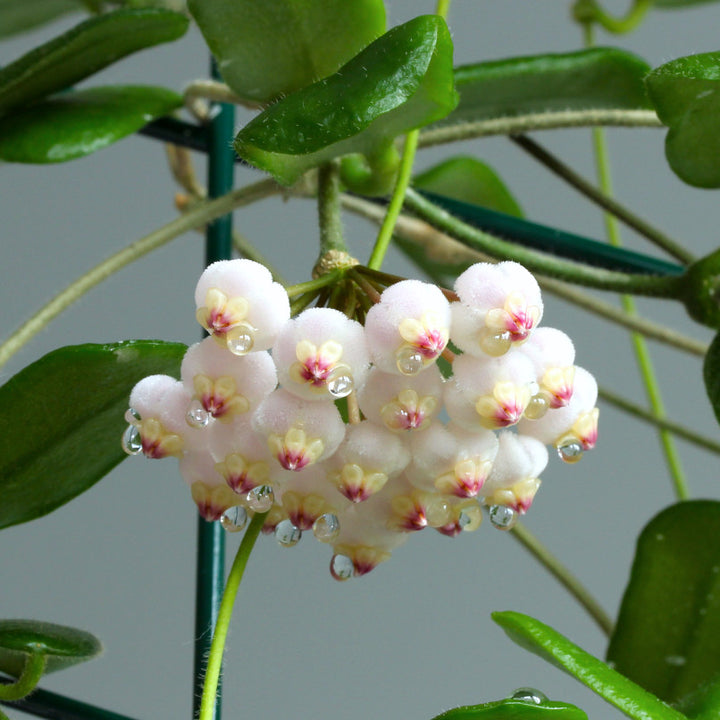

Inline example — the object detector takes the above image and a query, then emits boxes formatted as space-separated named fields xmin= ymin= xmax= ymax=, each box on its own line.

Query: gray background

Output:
xmin=2 ymin=1 xmax=720 ymax=719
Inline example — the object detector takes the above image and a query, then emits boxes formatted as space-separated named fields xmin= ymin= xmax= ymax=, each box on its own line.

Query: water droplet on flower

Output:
xmin=313 ymin=513 xmax=340 ymax=542
xmin=122 ymin=424 xmax=142 ymax=455
xmin=557 ymin=440 xmax=583 ymax=464
xmin=326 ymin=371 xmax=354 ymax=398
xmin=186 ymin=398 xmax=210 ymax=428
xmin=226 ymin=328 xmax=254 ymax=356
xmin=524 ymin=394 xmax=549 ymax=420
xmin=488 ymin=504 xmax=517 ymax=530
xmin=395 ymin=346 xmax=424 ymax=376
xmin=275 ymin=519 xmax=301 ymax=547
xmin=512 ymin=688 xmax=547 ymax=704
xmin=220 ymin=505 xmax=247 ymax=533
xmin=330 ymin=553 xmax=354 ymax=581
xmin=124 ymin=407 xmax=140 ymax=424
xmin=246 ymin=485 xmax=274 ymax=512
xmin=458 ymin=511 xmax=473 ymax=529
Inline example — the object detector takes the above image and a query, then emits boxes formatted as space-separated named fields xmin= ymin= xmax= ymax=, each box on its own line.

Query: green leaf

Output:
xmin=0 ymin=0 xmax=86 ymax=40
xmin=492 ymin=611 xmax=687 ymax=720
xmin=646 ymin=52 xmax=720 ymax=187
xmin=437 ymin=47 xmax=651 ymax=127
xmin=704 ymin=333 xmax=720 ymax=424
xmin=0 ymin=340 xmax=186 ymax=530
xmin=188 ymin=0 xmax=386 ymax=104
xmin=429 ymin=697 xmax=587 ymax=720
xmin=414 ymin=156 xmax=524 ymax=218
xmin=234 ymin=15 xmax=458 ymax=186
xmin=0 ymin=7 xmax=188 ymax=118
xmin=0 ymin=85 xmax=182 ymax=163
xmin=607 ymin=501 xmax=720 ymax=715
xmin=0 ymin=620 xmax=102 ymax=678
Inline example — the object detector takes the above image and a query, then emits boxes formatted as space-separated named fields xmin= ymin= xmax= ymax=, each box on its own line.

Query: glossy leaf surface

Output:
xmin=0 ymin=8 xmax=188 ymax=117
xmin=704 ymin=333 xmax=720 ymax=423
xmin=438 ymin=47 xmax=651 ymax=127
xmin=0 ymin=0 xmax=86 ymax=39
xmin=647 ymin=52 xmax=720 ymax=187
xmin=492 ymin=611 xmax=686 ymax=720
xmin=189 ymin=0 xmax=386 ymax=104
xmin=430 ymin=697 xmax=587 ymax=720
xmin=234 ymin=15 xmax=458 ymax=185
xmin=0 ymin=341 xmax=185 ymax=530
xmin=607 ymin=501 xmax=720 ymax=713
xmin=414 ymin=156 xmax=524 ymax=218
xmin=0 ymin=85 xmax=182 ymax=163
xmin=0 ymin=620 xmax=101 ymax=678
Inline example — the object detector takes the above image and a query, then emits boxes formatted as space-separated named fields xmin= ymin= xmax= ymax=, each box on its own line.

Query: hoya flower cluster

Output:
xmin=122 ymin=258 xmax=598 ymax=580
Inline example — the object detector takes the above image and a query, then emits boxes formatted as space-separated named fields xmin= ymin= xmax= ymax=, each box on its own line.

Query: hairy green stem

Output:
xmin=403 ymin=188 xmax=684 ymax=297
xmin=510 ymin=522 xmax=613 ymax=637
xmin=599 ymin=387 xmax=720 ymax=456
xmin=418 ymin=108 xmax=661 ymax=149
xmin=337 ymin=192 xmax=707 ymax=356
xmin=510 ymin=134 xmax=693 ymax=264
xmin=0 ymin=652 xmax=46 ymax=702
xmin=0 ymin=178 xmax=281 ymax=372
xmin=367 ymin=131 xmax=420 ymax=270
xmin=199 ymin=512 xmax=266 ymax=720
xmin=317 ymin=161 xmax=347 ymax=256
xmin=286 ymin=269 xmax=344 ymax=299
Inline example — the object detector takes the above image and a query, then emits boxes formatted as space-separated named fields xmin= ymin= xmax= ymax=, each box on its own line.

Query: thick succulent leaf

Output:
xmin=0 ymin=85 xmax=182 ymax=163
xmin=647 ymin=52 xmax=720 ymax=187
xmin=436 ymin=47 xmax=651 ymax=127
xmin=414 ymin=156 xmax=524 ymax=218
xmin=703 ymin=333 xmax=720 ymax=423
xmin=0 ymin=620 xmax=102 ymax=678
xmin=607 ymin=501 xmax=720 ymax=714
xmin=429 ymin=697 xmax=587 ymax=720
xmin=0 ymin=7 xmax=188 ymax=118
xmin=0 ymin=341 xmax=185 ymax=530
xmin=0 ymin=0 xmax=86 ymax=40
xmin=492 ymin=611 xmax=687 ymax=720
xmin=188 ymin=0 xmax=386 ymax=104
xmin=234 ymin=15 xmax=458 ymax=186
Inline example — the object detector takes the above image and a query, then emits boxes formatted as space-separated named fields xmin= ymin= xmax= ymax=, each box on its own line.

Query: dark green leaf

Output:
xmin=704 ymin=333 xmax=720 ymax=423
xmin=414 ymin=156 xmax=524 ymax=218
xmin=0 ymin=340 xmax=185 ymax=530
xmin=0 ymin=0 xmax=86 ymax=40
xmin=234 ymin=15 xmax=458 ymax=186
xmin=0 ymin=85 xmax=182 ymax=163
xmin=429 ymin=697 xmax=587 ymax=720
xmin=188 ymin=0 xmax=386 ymax=104
xmin=492 ymin=611 xmax=687 ymax=720
xmin=437 ymin=47 xmax=651 ymax=127
xmin=0 ymin=620 xmax=102 ymax=677
xmin=607 ymin=501 xmax=720 ymax=714
xmin=647 ymin=52 xmax=720 ymax=187
xmin=0 ymin=7 xmax=188 ymax=118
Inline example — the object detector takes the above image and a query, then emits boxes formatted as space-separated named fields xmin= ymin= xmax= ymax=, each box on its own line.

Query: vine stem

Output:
xmin=510 ymin=522 xmax=613 ymax=637
xmin=573 ymin=0 xmax=652 ymax=34
xmin=0 ymin=652 xmax=46 ymax=702
xmin=198 ymin=512 xmax=267 ymax=720
xmin=317 ymin=161 xmax=347 ymax=256
xmin=402 ymin=188 xmax=685 ymax=297
xmin=418 ymin=108 xmax=661 ymax=149
xmin=0 ymin=178 xmax=280 ymax=372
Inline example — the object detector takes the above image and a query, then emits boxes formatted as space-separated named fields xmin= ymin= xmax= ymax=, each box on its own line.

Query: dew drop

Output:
xmin=246 ymin=485 xmax=274 ymax=512
xmin=395 ymin=346 xmax=424 ymax=376
xmin=121 ymin=424 xmax=142 ymax=455
xmin=511 ymin=688 xmax=547 ymax=705
xmin=226 ymin=327 xmax=255 ymax=356
xmin=327 ymin=371 xmax=354 ymax=399
xmin=186 ymin=398 xmax=211 ymax=428
xmin=458 ymin=511 xmax=473 ymax=529
xmin=220 ymin=505 xmax=248 ymax=533
xmin=488 ymin=504 xmax=517 ymax=530
xmin=557 ymin=440 xmax=584 ymax=464
xmin=313 ymin=513 xmax=340 ymax=542
xmin=524 ymin=394 xmax=549 ymax=420
xmin=275 ymin=519 xmax=302 ymax=547
xmin=330 ymin=553 xmax=354 ymax=581
xmin=124 ymin=407 xmax=141 ymax=424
